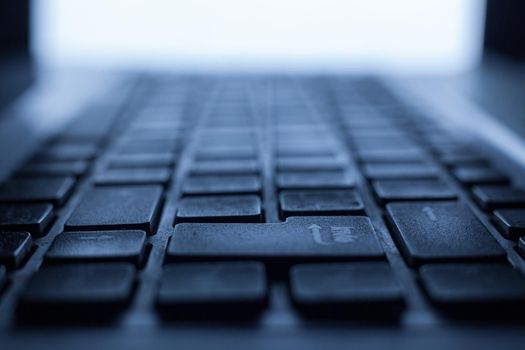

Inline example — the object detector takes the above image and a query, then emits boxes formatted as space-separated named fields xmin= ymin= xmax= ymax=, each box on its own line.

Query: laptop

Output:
xmin=1 ymin=1 xmax=525 ymax=349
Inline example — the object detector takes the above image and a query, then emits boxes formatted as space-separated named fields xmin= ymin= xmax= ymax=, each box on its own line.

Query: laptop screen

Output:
xmin=32 ymin=0 xmax=486 ymax=74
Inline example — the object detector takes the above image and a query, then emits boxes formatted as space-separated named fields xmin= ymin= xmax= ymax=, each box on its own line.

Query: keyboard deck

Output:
xmin=1 ymin=76 xmax=525 ymax=331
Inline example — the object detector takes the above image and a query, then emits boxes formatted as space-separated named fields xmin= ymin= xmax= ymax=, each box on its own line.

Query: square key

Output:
xmin=280 ymin=190 xmax=364 ymax=218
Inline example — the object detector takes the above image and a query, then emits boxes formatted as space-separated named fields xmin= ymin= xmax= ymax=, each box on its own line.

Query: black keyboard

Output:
xmin=1 ymin=75 xmax=525 ymax=332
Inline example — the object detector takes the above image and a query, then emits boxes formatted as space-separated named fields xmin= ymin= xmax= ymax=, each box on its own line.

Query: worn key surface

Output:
xmin=420 ymin=263 xmax=525 ymax=317
xmin=168 ymin=216 xmax=384 ymax=264
xmin=386 ymin=202 xmax=505 ymax=266
xmin=65 ymin=186 xmax=163 ymax=233
xmin=280 ymin=190 xmax=364 ymax=217
xmin=182 ymin=175 xmax=261 ymax=195
xmin=290 ymin=262 xmax=404 ymax=319
xmin=372 ymin=179 xmax=457 ymax=203
xmin=157 ymin=261 xmax=268 ymax=319
xmin=17 ymin=263 xmax=135 ymax=321
xmin=0 ymin=177 xmax=75 ymax=206
xmin=176 ymin=195 xmax=262 ymax=223
xmin=0 ymin=232 xmax=32 ymax=269
xmin=46 ymin=230 xmax=147 ymax=265
xmin=0 ymin=204 xmax=54 ymax=236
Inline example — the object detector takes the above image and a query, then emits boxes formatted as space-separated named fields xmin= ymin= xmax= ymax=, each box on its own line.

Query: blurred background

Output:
xmin=32 ymin=0 xmax=485 ymax=74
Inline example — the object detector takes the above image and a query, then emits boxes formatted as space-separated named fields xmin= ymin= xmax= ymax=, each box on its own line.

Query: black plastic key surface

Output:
xmin=157 ymin=261 xmax=268 ymax=319
xmin=40 ymin=143 xmax=98 ymax=161
xmin=17 ymin=263 xmax=135 ymax=321
xmin=182 ymin=175 xmax=261 ymax=195
xmin=290 ymin=262 xmax=404 ymax=319
xmin=276 ymin=172 xmax=354 ymax=190
xmin=17 ymin=160 xmax=89 ymax=177
xmin=356 ymin=149 xmax=424 ymax=163
xmin=471 ymin=185 xmax=525 ymax=210
xmin=168 ymin=216 xmax=384 ymax=263
xmin=0 ymin=232 xmax=32 ymax=269
xmin=420 ymin=263 xmax=525 ymax=317
xmin=493 ymin=209 xmax=525 ymax=239
xmin=0 ymin=204 xmax=54 ymax=236
xmin=372 ymin=179 xmax=456 ymax=203
xmin=65 ymin=186 xmax=163 ymax=233
xmin=276 ymin=157 xmax=345 ymax=172
xmin=107 ymin=153 xmax=175 ymax=168
xmin=0 ymin=177 xmax=75 ymax=206
xmin=94 ymin=167 xmax=172 ymax=185
xmin=363 ymin=163 xmax=439 ymax=179
xmin=176 ymin=195 xmax=262 ymax=223
xmin=280 ymin=190 xmax=364 ymax=217
xmin=0 ymin=265 xmax=5 ymax=288
xmin=46 ymin=230 xmax=147 ymax=265
xmin=452 ymin=165 xmax=508 ymax=185
xmin=386 ymin=202 xmax=505 ymax=266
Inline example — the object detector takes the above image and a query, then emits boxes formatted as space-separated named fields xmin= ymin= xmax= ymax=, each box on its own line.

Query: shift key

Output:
xmin=386 ymin=201 xmax=505 ymax=266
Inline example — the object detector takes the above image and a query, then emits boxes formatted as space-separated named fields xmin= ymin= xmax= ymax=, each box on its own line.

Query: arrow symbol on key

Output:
xmin=308 ymin=224 xmax=330 ymax=245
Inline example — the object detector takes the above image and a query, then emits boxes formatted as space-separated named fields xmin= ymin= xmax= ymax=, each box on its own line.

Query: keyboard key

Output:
xmin=363 ymin=163 xmax=439 ymax=179
xmin=0 ymin=232 xmax=32 ymax=268
xmin=276 ymin=157 xmax=345 ymax=172
xmin=471 ymin=185 xmax=525 ymax=210
xmin=116 ymin=139 xmax=177 ymax=155
xmin=290 ymin=262 xmax=404 ymax=319
xmin=94 ymin=167 xmax=172 ymax=185
xmin=190 ymin=160 xmax=259 ymax=175
xmin=420 ymin=263 xmax=525 ymax=317
xmin=107 ymin=153 xmax=174 ymax=168
xmin=46 ymin=230 xmax=147 ymax=265
xmin=276 ymin=171 xmax=354 ymax=190
xmin=18 ymin=264 xmax=135 ymax=321
xmin=176 ymin=195 xmax=262 ymax=223
xmin=386 ymin=202 xmax=505 ymax=266
xmin=195 ymin=146 xmax=257 ymax=160
xmin=493 ymin=209 xmax=525 ymax=239
xmin=372 ymin=179 xmax=456 ymax=203
xmin=0 ymin=265 xmax=5 ymax=288
xmin=356 ymin=149 xmax=424 ymax=163
xmin=452 ymin=165 xmax=508 ymax=185
xmin=182 ymin=175 xmax=261 ymax=195
xmin=17 ymin=160 xmax=89 ymax=177
xmin=0 ymin=177 xmax=75 ymax=206
xmin=157 ymin=261 xmax=268 ymax=319
xmin=65 ymin=186 xmax=163 ymax=233
xmin=0 ymin=204 xmax=54 ymax=236
xmin=280 ymin=190 xmax=364 ymax=217
xmin=40 ymin=143 xmax=98 ymax=161
xmin=168 ymin=216 xmax=384 ymax=263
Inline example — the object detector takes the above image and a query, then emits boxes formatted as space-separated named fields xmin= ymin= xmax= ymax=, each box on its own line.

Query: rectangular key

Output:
xmin=452 ymin=165 xmax=508 ymax=185
xmin=176 ymin=195 xmax=262 ymax=223
xmin=168 ymin=216 xmax=384 ymax=264
xmin=17 ymin=264 xmax=135 ymax=321
xmin=46 ymin=230 xmax=147 ymax=265
xmin=356 ymin=149 xmax=425 ymax=163
xmin=157 ymin=261 xmax=268 ymax=319
xmin=0 ymin=204 xmax=54 ymax=236
xmin=17 ymin=160 xmax=89 ymax=177
xmin=94 ymin=167 xmax=172 ymax=185
xmin=40 ymin=143 xmax=98 ymax=161
xmin=65 ymin=186 xmax=163 ymax=233
xmin=280 ymin=190 xmax=364 ymax=218
xmin=0 ymin=265 xmax=5 ymax=288
xmin=363 ymin=163 xmax=439 ymax=179
xmin=0 ymin=177 xmax=75 ymax=206
xmin=372 ymin=179 xmax=456 ymax=203
xmin=471 ymin=185 xmax=525 ymax=210
xmin=276 ymin=157 xmax=345 ymax=172
xmin=276 ymin=171 xmax=354 ymax=190
xmin=290 ymin=262 xmax=404 ymax=319
xmin=182 ymin=175 xmax=261 ymax=195
xmin=107 ymin=154 xmax=175 ymax=168
xmin=493 ymin=209 xmax=525 ymax=239
xmin=0 ymin=232 xmax=32 ymax=269
xmin=190 ymin=160 xmax=259 ymax=175
xmin=386 ymin=202 xmax=505 ymax=266
xmin=420 ymin=263 xmax=525 ymax=317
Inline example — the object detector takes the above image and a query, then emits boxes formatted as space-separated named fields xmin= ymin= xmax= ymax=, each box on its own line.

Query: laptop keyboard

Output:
xmin=1 ymin=76 xmax=525 ymax=327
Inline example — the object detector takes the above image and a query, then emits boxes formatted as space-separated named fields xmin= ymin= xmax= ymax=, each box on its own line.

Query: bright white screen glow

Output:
xmin=32 ymin=0 xmax=485 ymax=73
